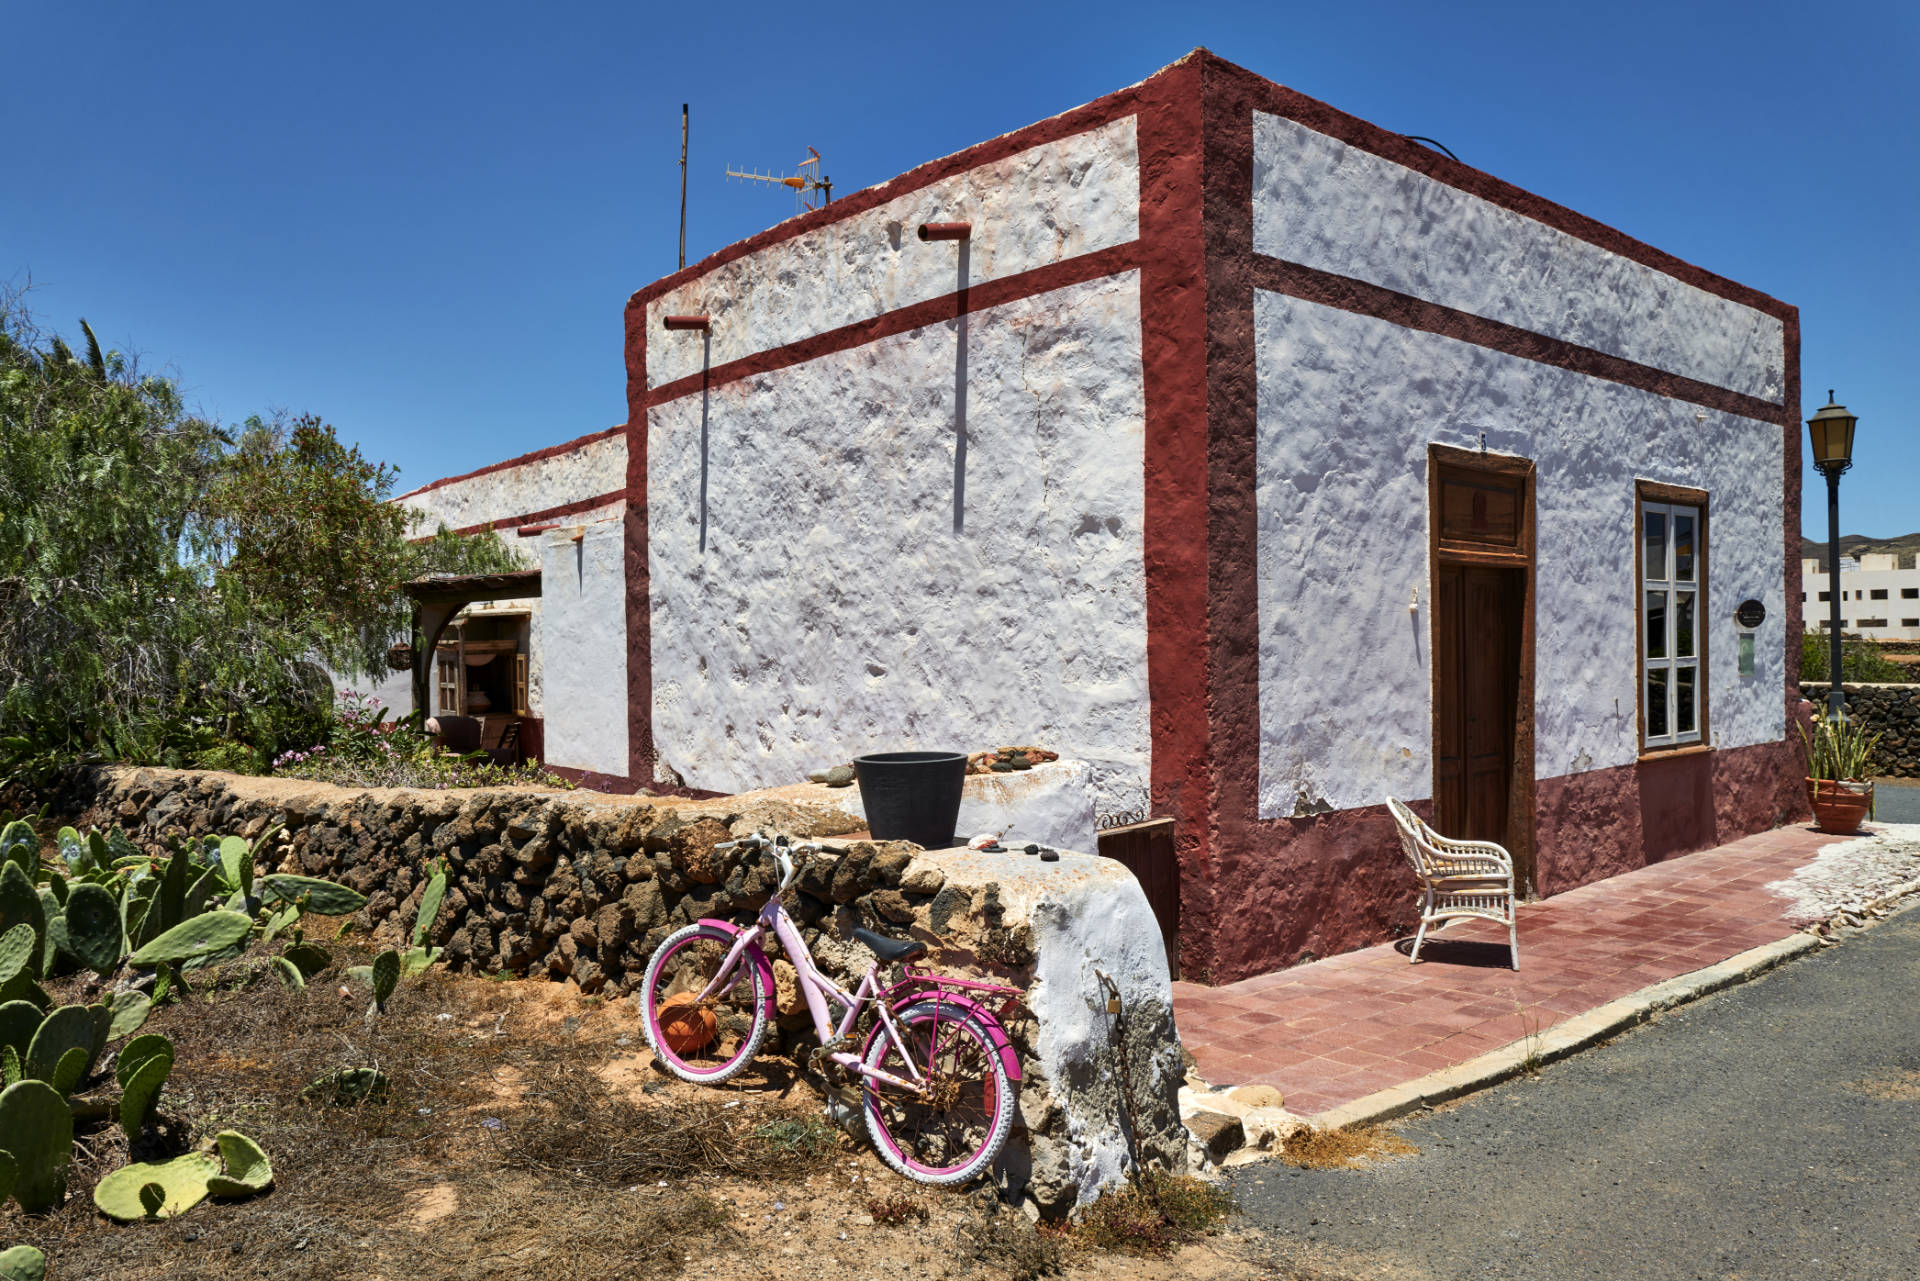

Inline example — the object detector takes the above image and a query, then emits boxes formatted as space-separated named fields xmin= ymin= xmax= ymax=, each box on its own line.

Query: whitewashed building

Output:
xmin=1801 ymin=554 xmax=1920 ymax=640
xmin=384 ymin=50 xmax=1807 ymax=981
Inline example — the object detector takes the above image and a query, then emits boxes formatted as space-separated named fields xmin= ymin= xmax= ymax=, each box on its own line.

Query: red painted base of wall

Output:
xmin=1200 ymin=736 xmax=1811 ymax=986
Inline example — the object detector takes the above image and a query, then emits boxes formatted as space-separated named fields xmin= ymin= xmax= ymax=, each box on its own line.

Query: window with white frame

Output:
xmin=1641 ymin=495 xmax=1704 ymax=749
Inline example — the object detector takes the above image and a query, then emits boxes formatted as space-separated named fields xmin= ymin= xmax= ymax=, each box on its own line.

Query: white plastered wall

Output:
xmin=648 ymin=272 xmax=1150 ymax=816
xmin=1253 ymin=292 xmax=1786 ymax=817
xmin=644 ymin=117 xmax=1140 ymax=389
xmin=535 ymin=516 xmax=630 ymax=775
xmin=397 ymin=432 xmax=627 ymax=533
xmin=1252 ymin=113 xmax=1786 ymax=406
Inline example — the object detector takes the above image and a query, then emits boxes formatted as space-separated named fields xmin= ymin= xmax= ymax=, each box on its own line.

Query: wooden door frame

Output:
xmin=1428 ymin=443 xmax=1538 ymax=896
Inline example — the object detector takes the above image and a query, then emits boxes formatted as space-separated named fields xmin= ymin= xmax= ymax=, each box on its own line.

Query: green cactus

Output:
xmin=268 ymin=956 xmax=305 ymax=989
xmin=370 ymin=949 xmax=400 ymax=1010
xmin=400 ymin=946 xmax=442 ymax=977
xmin=42 ymin=872 xmax=67 ymax=908
xmin=87 ymin=1002 xmax=113 ymax=1066
xmin=127 ymin=910 xmax=251 ymax=968
xmin=116 ymin=1033 xmax=173 ymax=1088
xmin=301 ymin=1066 xmax=389 ymax=1106
xmin=55 ymin=826 xmax=85 ymax=867
xmin=260 ymin=874 xmax=368 ymax=917
xmin=281 ymin=943 xmax=331 ymax=978
xmin=0 ymin=819 xmax=35 ymax=878
xmin=218 ymin=836 xmax=253 ymax=896
xmin=206 ymin=1129 xmax=273 ymax=1198
xmin=0 ymin=973 xmax=49 ymax=1012
xmin=105 ymin=989 xmax=152 ymax=1039
xmin=184 ymin=862 xmax=224 ymax=919
xmin=413 ymin=861 xmax=448 ymax=950
xmin=0 ymin=1147 xmax=16 ymax=1207
xmin=0 ymin=1244 xmax=46 ymax=1281
xmin=92 ymin=1151 xmax=219 ymax=1221
xmin=0 ymin=863 xmax=42 ymax=979
xmin=0 ymin=1079 xmax=72 ymax=1212
xmin=149 ymin=846 xmax=191 ymax=939
xmin=48 ymin=1044 xmax=89 ymax=1096
xmin=260 ymin=903 xmax=301 ymax=942
xmin=24 ymin=1005 xmax=94 ymax=1084
xmin=0 ymin=923 xmax=32 ymax=985
xmin=35 ymin=890 xmax=63 ymax=976
xmin=118 ymin=1044 xmax=173 ymax=1139
xmin=1 ymin=1044 xmax=18 ymax=1086
xmin=63 ymin=882 xmax=124 ymax=974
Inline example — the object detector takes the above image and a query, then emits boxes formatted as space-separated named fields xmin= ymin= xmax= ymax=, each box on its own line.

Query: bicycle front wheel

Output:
xmin=640 ymin=922 xmax=769 ymax=1083
xmin=862 ymin=1000 xmax=1013 ymax=1185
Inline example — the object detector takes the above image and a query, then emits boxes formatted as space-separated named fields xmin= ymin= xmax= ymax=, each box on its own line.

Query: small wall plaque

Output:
xmin=1734 ymin=599 xmax=1766 ymax=629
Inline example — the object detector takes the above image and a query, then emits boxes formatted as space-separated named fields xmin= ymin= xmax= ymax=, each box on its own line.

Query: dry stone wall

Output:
xmin=1799 ymin=683 xmax=1920 ymax=778
xmin=54 ymin=766 xmax=1187 ymax=1217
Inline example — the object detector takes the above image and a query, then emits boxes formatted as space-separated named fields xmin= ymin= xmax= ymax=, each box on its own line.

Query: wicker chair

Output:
xmin=1386 ymin=797 xmax=1519 ymax=970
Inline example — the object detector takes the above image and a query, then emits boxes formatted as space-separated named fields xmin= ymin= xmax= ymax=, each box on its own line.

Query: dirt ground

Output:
xmin=2 ymin=940 xmax=1267 ymax=1281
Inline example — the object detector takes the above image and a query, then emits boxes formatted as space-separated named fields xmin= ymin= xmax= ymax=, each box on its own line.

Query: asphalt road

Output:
xmin=1874 ymin=778 xmax=1920 ymax=824
xmin=1230 ymin=903 xmax=1920 ymax=1280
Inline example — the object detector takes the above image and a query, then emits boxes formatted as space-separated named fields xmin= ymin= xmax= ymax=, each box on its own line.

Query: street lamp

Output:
xmin=1807 ymin=391 xmax=1859 ymax=720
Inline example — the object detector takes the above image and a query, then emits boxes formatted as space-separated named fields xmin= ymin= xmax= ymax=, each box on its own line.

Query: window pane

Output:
xmin=1673 ymin=512 xmax=1696 ymax=582
xmin=1676 ymin=665 xmax=1696 ymax=735
xmin=1644 ymin=509 xmax=1668 ymax=581
xmin=1645 ymin=591 xmax=1668 ymax=659
xmin=1648 ymin=668 xmax=1669 ymax=738
xmin=1675 ymin=591 xmax=1695 ymax=658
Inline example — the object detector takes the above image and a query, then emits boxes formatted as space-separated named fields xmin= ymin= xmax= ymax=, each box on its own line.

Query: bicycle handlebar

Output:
xmin=711 ymin=831 xmax=849 ymax=893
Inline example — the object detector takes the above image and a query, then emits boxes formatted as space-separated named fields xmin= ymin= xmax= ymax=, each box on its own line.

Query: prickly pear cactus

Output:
xmin=0 ymin=820 xmax=35 ymax=877
xmin=104 ymin=989 xmax=151 ymax=1040
xmin=116 ymin=1034 xmax=174 ymax=1139
xmin=0 ymin=1147 xmax=16 ymax=1205
xmin=63 ymin=882 xmax=124 ymax=974
xmin=219 ymin=836 xmax=253 ymax=898
xmin=370 ymin=949 xmax=400 ymax=1010
xmin=1 ymin=1044 xmax=18 ymax=1086
xmin=0 ymin=863 xmax=43 ymax=978
xmin=269 ymin=956 xmax=305 ymax=990
xmin=0 ymin=923 xmax=34 ymax=985
xmin=0 ymin=1244 xmax=47 ymax=1281
xmin=0 ymin=1079 xmax=73 ymax=1212
xmin=24 ymin=1005 xmax=94 ymax=1084
xmin=57 ymin=825 xmax=89 ymax=873
xmin=92 ymin=1151 xmax=219 ymax=1221
xmin=127 ymin=909 xmax=251 ymax=968
xmin=0 ymin=1000 xmax=37 ymax=1059
xmin=206 ymin=1129 xmax=273 ymax=1198
xmin=412 ymin=862 xmax=448 ymax=950
xmin=281 ymin=943 xmax=331 ymax=978
xmin=48 ymin=1044 xmax=89 ymax=1096
xmin=260 ymin=874 xmax=368 ymax=917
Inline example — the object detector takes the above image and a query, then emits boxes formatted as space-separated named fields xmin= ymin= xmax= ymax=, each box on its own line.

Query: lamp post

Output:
xmin=1807 ymin=391 xmax=1859 ymax=720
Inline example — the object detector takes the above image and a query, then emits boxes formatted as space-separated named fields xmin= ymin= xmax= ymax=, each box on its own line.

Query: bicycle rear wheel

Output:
xmin=862 ymin=1000 xmax=1013 ymax=1185
xmin=640 ymin=923 xmax=769 ymax=1083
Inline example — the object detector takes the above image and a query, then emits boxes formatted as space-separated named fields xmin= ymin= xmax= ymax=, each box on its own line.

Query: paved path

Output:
xmin=1174 ymin=822 xmax=1861 ymax=1117
xmin=1874 ymin=777 xmax=1920 ymax=823
xmin=1230 ymin=903 xmax=1920 ymax=1280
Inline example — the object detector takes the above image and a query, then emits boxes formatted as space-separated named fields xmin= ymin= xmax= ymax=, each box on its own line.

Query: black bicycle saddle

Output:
xmin=853 ymin=926 xmax=927 ymax=964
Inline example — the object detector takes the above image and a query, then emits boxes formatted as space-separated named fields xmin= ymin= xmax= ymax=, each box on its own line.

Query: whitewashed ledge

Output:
xmin=907 ymin=843 xmax=1187 ymax=1214
xmin=794 ymin=758 xmax=1099 ymax=855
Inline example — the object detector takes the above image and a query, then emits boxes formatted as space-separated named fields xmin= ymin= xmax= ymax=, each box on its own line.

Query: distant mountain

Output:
xmin=1800 ymin=532 xmax=1920 ymax=572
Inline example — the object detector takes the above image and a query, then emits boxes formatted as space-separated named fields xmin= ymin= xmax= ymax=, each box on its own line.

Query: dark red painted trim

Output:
xmin=437 ymin=490 xmax=626 ymax=538
xmin=663 ymin=315 xmax=710 ymax=330
xmin=625 ymin=297 xmax=653 ymax=786
xmin=394 ymin=425 xmax=624 ymax=501
xmin=918 ymin=222 xmax=972 ymax=241
xmin=1250 ymin=255 xmax=1788 ymax=424
xmin=625 ymin=82 xmax=1152 ymax=313
xmin=644 ymin=242 xmax=1142 ymax=410
xmin=1128 ymin=58 xmax=1218 ymax=983
xmin=1200 ymin=53 xmax=1794 ymax=324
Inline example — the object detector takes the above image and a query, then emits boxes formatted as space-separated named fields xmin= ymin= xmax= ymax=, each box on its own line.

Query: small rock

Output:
xmin=808 ymin=770 xmax=830 ymax=784
xmin=1228 ymin=1083 xmax=1285 ymax=1110
xmin=1184 ymin=1110 xmax=1245 ymax=1163
xmin=1241 ymin=1106 xmax=1311 ymax=1149
xmin=824 ymin=765 xmax=855 ymax=788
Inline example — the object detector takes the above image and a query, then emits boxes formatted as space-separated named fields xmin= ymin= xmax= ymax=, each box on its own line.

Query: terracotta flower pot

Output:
xmin=1806 ymin=777 xmax=1873 ymax=836
xmin=656 ymin=992 xmax=717 ymax=1055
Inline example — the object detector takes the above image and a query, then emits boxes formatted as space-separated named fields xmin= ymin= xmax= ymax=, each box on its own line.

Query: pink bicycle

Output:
xmin=639 ymin=832 xmax=1023 ymax=1184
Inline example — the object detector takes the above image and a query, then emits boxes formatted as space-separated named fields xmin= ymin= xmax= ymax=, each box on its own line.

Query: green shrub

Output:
xmin=1801 ymin=632 xmax=1911 ymax=683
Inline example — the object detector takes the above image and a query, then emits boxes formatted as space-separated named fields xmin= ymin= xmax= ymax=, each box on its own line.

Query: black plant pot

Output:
xmin=853 ymin=751 xmax=968 ymax=850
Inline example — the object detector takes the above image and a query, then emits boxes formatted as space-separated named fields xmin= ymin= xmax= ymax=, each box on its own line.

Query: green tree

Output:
xmin=0 ymin=296 xmax=521 ymax=770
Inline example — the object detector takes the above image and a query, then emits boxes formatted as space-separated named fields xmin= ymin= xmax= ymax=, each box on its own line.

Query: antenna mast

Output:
xmin=725 ymin=146 xmax=833 ymax=212
xmin=678 ymin=104 xmax=690 ymax=270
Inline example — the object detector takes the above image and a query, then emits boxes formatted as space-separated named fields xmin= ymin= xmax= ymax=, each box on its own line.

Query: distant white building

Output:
xmin=1801 ymin=553 xmax=1920 ymax=640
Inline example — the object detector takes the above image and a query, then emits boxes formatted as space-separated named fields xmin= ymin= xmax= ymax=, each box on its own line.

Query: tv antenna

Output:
xmin=726 ymin=146 xmax=833 ymax=212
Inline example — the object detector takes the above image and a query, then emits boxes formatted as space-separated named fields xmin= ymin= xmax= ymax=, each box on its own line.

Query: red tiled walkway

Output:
xmin=1173 ymin=823 xmax=1856 ymax=1117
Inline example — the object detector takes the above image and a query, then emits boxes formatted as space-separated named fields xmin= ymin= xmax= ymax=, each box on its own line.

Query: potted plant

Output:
xmin=1800 ymin=714 xmax=1882 ymax=835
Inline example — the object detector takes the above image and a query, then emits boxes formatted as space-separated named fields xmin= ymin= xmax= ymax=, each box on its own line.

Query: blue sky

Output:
xmin=4 ymin=1 xmax=1914 ymax=538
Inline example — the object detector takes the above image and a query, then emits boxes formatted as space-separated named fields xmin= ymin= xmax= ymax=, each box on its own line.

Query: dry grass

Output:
xmin=865 ymin=1192 xmax=930 ymax=1226
xmin=1073 ymin=1173 xmax=1235 ymax=1258
xmin=1277 ymin=1126 xmax=1420 ymax=1170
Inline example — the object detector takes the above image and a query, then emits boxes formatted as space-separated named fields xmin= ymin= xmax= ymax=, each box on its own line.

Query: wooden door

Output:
xmin=1096 ymin=818 xmax=1179 ymax=979
xmin=1433 ymin=564 xmax=1523 ymax=844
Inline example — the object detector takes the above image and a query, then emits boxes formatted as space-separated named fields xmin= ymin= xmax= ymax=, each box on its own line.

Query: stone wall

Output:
xmin=1799 ymin=683 xmax=1920 ymax=777
xmin=56 ymin=766 xmax=1185 ymax=1216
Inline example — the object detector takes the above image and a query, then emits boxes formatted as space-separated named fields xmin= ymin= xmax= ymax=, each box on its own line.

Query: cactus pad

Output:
xmin=0 ymin=1079 xmax=73 ymax=1212
xmin=370 ymin=950 xmax=400 ymax=1008
xmin=281 ymin=943 xmax=332 ymax=978
xmin=260 ymin=874 xmax=368 ymax=917
xmin=0 ymin=864 xmax=43 ymax=978
xmin=0 ymin=1147 xmax=16 ymax=1205
xmin=105 ymin=989 xmax=151 ymax=1040
xmin=63 ymin=883 xmax=124 ymax=974
xmin=206 ymin=1129 xmax=273 ymax=1198
xmin=127 ymin=910 xmax=251 ymax=967
xmin=92 ymin=1151 xmax=219 ymax=1221
xmin=118 ymin=1049 xmax=172 ymax=1139
xmin=48 ymin=1044 xmax=89 ymax=1096
xmin=0 ymin=923 xmax=34 ymax=985
xmin=400 ymin=946 xmax=442 ymax=977
xmin=412 ymin=864 xmax=448 ymax=949
xmin=116 ymin=1033 xmax=173 ymax=1088
xmin=0 ymin=820 xmax=34 ymax=876
xmin=0 ymin=1244 xmax=46 ymax=1281
xmin=268 ymin=956 xmax=305 ymax=989
xmin=25 ymin=1005 xmax=94 ymax=1084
